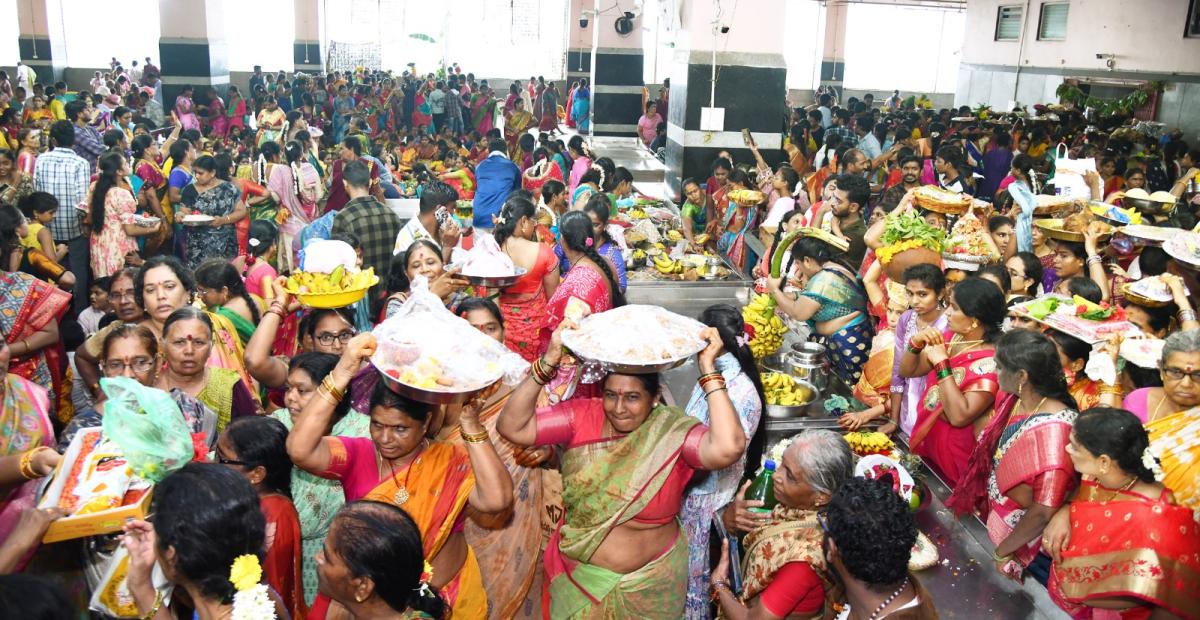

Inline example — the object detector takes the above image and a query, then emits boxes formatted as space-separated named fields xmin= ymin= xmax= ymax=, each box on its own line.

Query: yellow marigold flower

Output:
xmin=230 ymin=554 xmax=262 ymax=592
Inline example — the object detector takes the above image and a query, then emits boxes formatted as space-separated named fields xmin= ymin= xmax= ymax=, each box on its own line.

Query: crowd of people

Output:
xmin=0 ymin=51 xmax=1195 ymax=620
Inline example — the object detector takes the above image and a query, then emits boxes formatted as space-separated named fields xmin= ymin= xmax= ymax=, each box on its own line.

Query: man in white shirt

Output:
xmin=15 ymin=62 xmax=35 ymax=93
xmin=855 ymin=117 xmax=882 ymax=160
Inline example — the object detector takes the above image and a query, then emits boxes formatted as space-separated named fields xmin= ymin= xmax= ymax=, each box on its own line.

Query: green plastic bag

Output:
xmin=100 ymin=377 xmax=194 ymax=483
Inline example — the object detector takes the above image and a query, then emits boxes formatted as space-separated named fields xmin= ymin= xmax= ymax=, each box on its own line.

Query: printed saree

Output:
xmin=499 ymin=242 xmax=557 ymax=362
xmin=909 ymin=338 xmax=999 ymax=488
xmin=801 ymin=268 xmax=873 ymax=387
xmin=0 ymin=272 xmax=71 ymax=417
xmin=260 ymin=493 xmax=306 ymax=620
xmin=543 ymin=405 xmax=700 ymax=619
xmin=740 ymin=506 xmax=829 ymax=604
xmin=986 ymin=404 xmax=1078 ymax=567
xmin=538 ymin=264 xmax=613 ymax=404
xmin=0 ymin=374 xmax=53 ymax=568
xmin=205 ymin=309 xmax=260 ymax=413
xmin=445 ymin=391 xmax=546 ymax=620
xmin=315 ymin=437 xmax=486 ymax=619
xmin=1143 ymin=406 xmax=1200 ymax=513
xmin=1048 ymin=481 xmax=1200 ymax=620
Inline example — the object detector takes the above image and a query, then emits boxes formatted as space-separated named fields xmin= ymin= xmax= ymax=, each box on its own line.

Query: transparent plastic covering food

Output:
xmin=450 ymin=233 xmax=516 ymax=278
xmin=99 ymin=377 xmax=194 ymax=484
xmin=562 ymin=305 xmax=707 ymax=378
xmin=370 ymin=278 xmax=530 ymax=392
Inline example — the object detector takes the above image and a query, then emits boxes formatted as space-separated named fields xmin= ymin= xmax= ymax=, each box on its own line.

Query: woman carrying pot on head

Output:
xmin=766 ymin=228 xmax=873 ymax=387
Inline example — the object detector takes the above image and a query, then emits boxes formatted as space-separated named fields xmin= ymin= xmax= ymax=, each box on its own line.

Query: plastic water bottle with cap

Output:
xmin=746 ymin=459 xmax=778 ymax=514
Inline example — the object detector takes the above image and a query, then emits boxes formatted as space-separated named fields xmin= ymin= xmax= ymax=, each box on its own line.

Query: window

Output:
xmin=1187 ymin=0 xmax=1200 ymax=37
xmin=1038 ymin=2 xmax=1069 ymax=41
xmin=995 ymin=5 xmax=1023 ymax=41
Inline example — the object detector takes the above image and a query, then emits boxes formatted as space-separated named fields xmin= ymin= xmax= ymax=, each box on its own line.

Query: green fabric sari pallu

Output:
xmin=544 ymin=405 xmax=699 ymax=619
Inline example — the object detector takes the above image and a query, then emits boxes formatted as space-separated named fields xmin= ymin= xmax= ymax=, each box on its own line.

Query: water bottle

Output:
xmin=746 ymin=460 xmax=778 ymax=514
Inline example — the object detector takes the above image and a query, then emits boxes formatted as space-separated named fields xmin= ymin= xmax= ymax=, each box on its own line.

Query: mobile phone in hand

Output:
xmin=741 ymin=128 xmax=754 ymax=148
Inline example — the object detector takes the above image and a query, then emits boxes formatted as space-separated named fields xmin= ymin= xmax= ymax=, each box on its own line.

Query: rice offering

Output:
xmin=562 ymin=304 xmax=707 ymax=366
xmin=451 ymin=234 xmax=517 ymax=278
xmin=371 ymin=281 xmax=528 ymax=393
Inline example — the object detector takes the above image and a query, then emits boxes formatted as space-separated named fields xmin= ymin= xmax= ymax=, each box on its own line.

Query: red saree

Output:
xmin=499 ymin=243 xmax=557 ymax=362
xmin=1049 ymin=481 xmax=1200 ymax=620
xmin=539 ymin=264 xmax=613 ymax=403
xmin=909 ymin=336 xmax=999 ymax=488
xmin=261 ymin=494 xmax=306 ymax=620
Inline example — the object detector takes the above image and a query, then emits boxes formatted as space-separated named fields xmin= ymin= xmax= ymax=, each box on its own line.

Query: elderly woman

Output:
xmin=1108 ymin=329 xmax=1200 ymax=513
xmin=288 ymin=334 xmax=513 ymax=619
xmin=712 ymin=430 xmax=853 ymax=619
xmin=268 ymin=352 xmax=369 ymax=606
xmin=156 ymin=306 xmax=258 ymax=431
xmin=900 ymin=278 xmax=1007 ymax=488
xmin=60 ymin=324 xmax=216 ymax=450
xmin=948 ymin=329 xmax=1078 ymax=584
xmin=1045 ymin=408 xmax=1200 ymax=620
xmin=767 ymin=228 xmax=872 ymax=387
xmin=177 ymin=155 xmax=245 ymax=270
xmin=120 ymin=464 xmax=289 ymax=619
xmin=380 ymin=240 xmax=469 ymax=318
xmin=316 ymin=501 xmax=447 ymax=619
xmin=499 ymin=319 xmax=748 ymax=617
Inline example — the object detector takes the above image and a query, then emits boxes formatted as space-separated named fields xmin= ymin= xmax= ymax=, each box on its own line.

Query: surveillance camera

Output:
xmin=719 ymin=24 xmax=730 ymax=34
xmin=1095 ymin=53 xmax=1105 ymax=59
xmin=580 ymin=16 xmax=589 ymax=28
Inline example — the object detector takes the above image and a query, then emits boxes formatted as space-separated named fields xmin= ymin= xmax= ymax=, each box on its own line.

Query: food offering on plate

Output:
xmin=449 ymin=234 xmax=526 ymax=287
xmin=763 ymin=371 xmax=814 ymax=406
xmin=912 ymin=185 xmax=972 ymax=215
xmin=1119 ymin=336 xmax=1166 ymax=369
xmin=284 ymin=265 xmax=378 ymax=309
xmin=1089 ymin=201 xmax=1141 ymax=225
xmin=1121 ymin=275 xmax=1187 ymax=307
xmin=1010 ymin=294 xmax=1133 ymax=343
xmin=1033 ymin=193 xmax=1076 ymax=215
xmin=742 ymin=293 xmax=787 ymax=358
xmin=941 ymin=211 xmax=996 ymax=267
xmin=1162 ymin=231 xmax=1200 ymax=269
xmin=843 ymin=430 xmax=895 ymax=457
xmin=1116 ymin=224 xmax=1183 ymax=247
xmin=371 ymin=283 xmax=529 ymax=403
xmin=1121 ymin=188 xmax=1178 ymax=215
xmin=179 ymin=213 xmax=214 ymax=226
xmin=1033 ymin=215 xmax=1113 ymax=243
xmin=131 ymin=214 xmax=161 ymax=228
xmin=561 ymin=305 xmax=707 ymax=373
xmin=875 ymin=210 xmax=945 ymax=280
xmin=728 ymin=189 xmax=765 ymax=206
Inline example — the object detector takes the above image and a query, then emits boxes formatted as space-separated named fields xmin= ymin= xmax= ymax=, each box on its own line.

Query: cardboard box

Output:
xmin=37 ymin=427 xmax=152 ymax=543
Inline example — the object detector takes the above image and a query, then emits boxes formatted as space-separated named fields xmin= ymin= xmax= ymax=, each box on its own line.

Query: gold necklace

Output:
xmin=1097 ymin=475 xmax=1138 ymax=503
xmin=1020 ymin=395 xmax=1049 ymax=416
xmin=1148 ymin=392 xmax=1168 ymax=423
xmin=376 ymin=440 xmax=427 ymax=506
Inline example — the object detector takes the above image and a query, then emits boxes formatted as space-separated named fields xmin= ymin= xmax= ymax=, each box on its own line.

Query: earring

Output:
xmin=970 ymin=320 xmax=979 ymax=331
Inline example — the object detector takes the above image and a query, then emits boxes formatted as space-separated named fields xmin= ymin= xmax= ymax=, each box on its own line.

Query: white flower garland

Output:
xmin=231 ymin=584 xmax=276 ymax=620
xmin=1141 ymin=447 xmax=1165 ymax=483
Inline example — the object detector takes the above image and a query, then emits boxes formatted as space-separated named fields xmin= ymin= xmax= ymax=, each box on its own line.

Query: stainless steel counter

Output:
xmin=625 ymin=256 xmax=753 ymax=318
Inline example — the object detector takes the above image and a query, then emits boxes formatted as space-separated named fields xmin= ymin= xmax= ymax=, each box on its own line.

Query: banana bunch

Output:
xmin=741 ymin=293 xmax=786 ymax=358
xmin=628 ymin=208 xmax=648 ymax=220
xmin=843 ymin=431 xmax=895 ymax=456
xmin=652 ymin=254 xmax=685 ymax=275
xmin=666 ymin=229 xmax=683 ymax=242
xmin=694 ymin=233 xmax=710 ymax=245
xmin=286 ymin=266 xmax=376 ymax=294
xmin=763 ymin=372 xmax=813 ymax=406
xmin=632 ymin=248 xmax=647 ymax=261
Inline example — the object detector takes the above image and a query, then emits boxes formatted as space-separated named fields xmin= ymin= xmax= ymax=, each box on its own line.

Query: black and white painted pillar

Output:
xmin=157 ymin=0 xmax=230 ymax=110
xmin=16 ymin=0 xmax=68 ymax=84
xmin=293 ymin=0 xmax=324 ymax=75
xmin=565 ymin=0 xmax=647 ymax=137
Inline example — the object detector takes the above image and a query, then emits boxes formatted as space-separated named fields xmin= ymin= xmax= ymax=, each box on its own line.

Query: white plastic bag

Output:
xmin=370 ymin=278 xmax=529 ymax=391
xmin=1052 ymin=143 xmax=1095 ymax=199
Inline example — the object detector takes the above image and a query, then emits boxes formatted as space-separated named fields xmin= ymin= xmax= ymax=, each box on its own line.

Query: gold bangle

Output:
xmin=140 ymin=589 xmax=164 ymax=620
xmin=460 ymin=429 xmax=490 ymax=444
xmin=321 ymin=375 xmax=346 ymax=401
xmin=18 ymin=448 xmax=43 ymax=480
xmin=315 ymin=386 xmax=341 ymax=406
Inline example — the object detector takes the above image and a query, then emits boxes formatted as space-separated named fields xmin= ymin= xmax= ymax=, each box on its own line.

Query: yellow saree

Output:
xmin=1145 ymin=407 xmax=1200 ymax=512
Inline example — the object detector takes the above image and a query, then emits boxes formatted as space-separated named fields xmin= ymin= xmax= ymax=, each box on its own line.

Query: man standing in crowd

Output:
xmin=855 ymin=117 xmax=882 ymax=160
xmin=65 ymin=100 xmax=104 ymax=172
xmin=826 ymin=109 xmax=855 ymax=147
xmin=878 ymin=156 xmax=924 ymax=212
xmin=393 ymin=180 xmax=461 ymax=263
xmin=832 ymin=173 xmax=869 ymax=267
xmin=332 ymin=161 xmax=402 ymax=300
xmin=326 ymin=137 xmax=383 ymax=212
xmin=473 ymin=138 xmax=520 ymax=233
xmin=34 ymin=120 xmax=91 ymax=314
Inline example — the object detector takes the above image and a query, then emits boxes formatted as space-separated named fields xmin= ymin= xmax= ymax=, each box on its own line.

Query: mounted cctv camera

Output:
xmin=719 ymin=24 xmax=731 ymax=34
xmin=580 ymin=15 xmax=589 ymax=28
xmin=1095 ymin=53 xmax=1105 ymax=59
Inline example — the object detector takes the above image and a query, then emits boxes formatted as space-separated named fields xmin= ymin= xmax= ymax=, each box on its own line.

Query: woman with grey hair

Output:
xmin=1113 ymin=328 xmax=1200 ymax=513
xmin=711 ymin=430 xmax=853 ymax=617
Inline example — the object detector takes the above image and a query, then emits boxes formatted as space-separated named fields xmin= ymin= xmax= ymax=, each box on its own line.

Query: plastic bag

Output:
xmin=88 ymin=543 xmax=171 ymax=618
xmin=450 ymin=234 xmax=515 ymax=277
xmin=370 ymin=278 xmax=529 ymax=391
xmin=561 ymin=304 xmax=706 ymax=373
xmin=1052 ymin=143 xmax=1095 ymax=199
xmin=100 ymin=378 xmax=195 ymax=484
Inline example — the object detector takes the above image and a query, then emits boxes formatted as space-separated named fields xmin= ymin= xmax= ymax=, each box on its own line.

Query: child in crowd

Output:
xmin=77 ymin=277 xmax=112 ymax=337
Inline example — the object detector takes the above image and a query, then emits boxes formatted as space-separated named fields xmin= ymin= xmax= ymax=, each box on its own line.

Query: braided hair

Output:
xmin=257 ymin=141 xmax=281 ymax=185
xmin=699 ymin=304 xmax=767 ymax=480
xmin=283 ymin=139 xmax=305 ymax=197
xmin=195 ymin=259 xmax=262 ymax=324
xmin=559 ymin=210 xmax=625 ymax=308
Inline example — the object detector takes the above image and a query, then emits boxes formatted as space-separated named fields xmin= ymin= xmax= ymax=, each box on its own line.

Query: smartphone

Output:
xmin=710 ymin=515 xmax=743 ymax=594
xmin=741 ymin=128 xmax=754 ymax=148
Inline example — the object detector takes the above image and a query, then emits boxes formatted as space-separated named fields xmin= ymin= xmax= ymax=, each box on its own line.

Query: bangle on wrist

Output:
xmin=1178 ymin=309 xmax=1197 ymax=323
xmin=992 ymin=549 xmax=1013 ymax=563
xmin=139 ymin=589 xmax=164 ymax=620
xmin=321 ymin=375 xmax=346 ymax=401
xmin=460 ymin=428 xmax=490 ymax=443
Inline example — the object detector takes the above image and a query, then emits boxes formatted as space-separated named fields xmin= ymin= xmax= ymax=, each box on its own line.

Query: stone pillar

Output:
xmin=664 ymin=0 xmax=788 ymax=195
xmin=158 ymin=0 xmax=231 ymax=109
xmin=294 ymin=0 xmax=324 ymax=75
xmin=567 ymin=0 xmax=645 ymax=137
xmin=819 ymin=1 xmax=848 ymax=98
xmin=16 ymin=0 xmax=68 ymax=83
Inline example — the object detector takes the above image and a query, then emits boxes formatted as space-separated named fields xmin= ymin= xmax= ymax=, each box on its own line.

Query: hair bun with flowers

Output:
xmin=1141 ymin=447 xmax=1165 ymax=482
xmin=416 ymin=560 xmax=435 ymax=598
xmin=229 ymin=555 xmax=276 ymax=620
